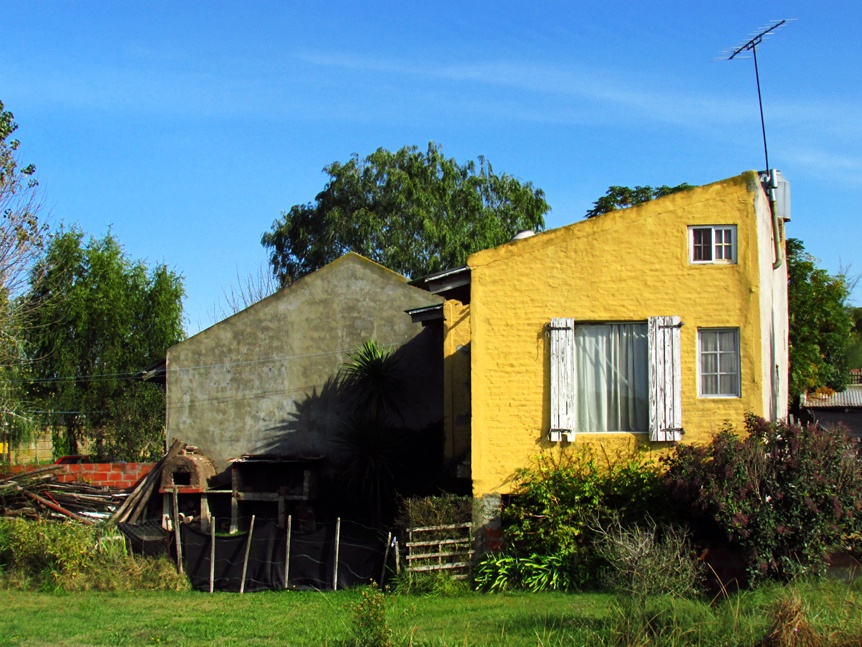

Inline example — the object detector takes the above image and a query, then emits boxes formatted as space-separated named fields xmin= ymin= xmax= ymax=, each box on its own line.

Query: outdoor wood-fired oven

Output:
xmin=161 ymin=450 xmax=321 ymax=534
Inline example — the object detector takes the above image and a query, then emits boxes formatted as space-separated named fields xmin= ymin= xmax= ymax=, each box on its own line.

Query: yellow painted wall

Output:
xmin=467 ymin=172 xmax=786 ymax=497
xmin=443 ymin=300 xmax=472 ymax=468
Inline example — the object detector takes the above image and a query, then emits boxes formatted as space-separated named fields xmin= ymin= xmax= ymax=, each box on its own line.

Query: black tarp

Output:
xmin=179 ymin=520 xmax=388 ymax=592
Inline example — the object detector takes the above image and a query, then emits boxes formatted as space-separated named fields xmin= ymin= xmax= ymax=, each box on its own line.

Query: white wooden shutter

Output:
xmin=549 ymin=318 xmax=575 ymax=442
xmin=648 ymin=316 xmax=682 ymax=442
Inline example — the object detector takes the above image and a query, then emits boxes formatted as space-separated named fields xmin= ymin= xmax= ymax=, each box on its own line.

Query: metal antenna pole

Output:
xmin=752 ymin=44 xmax=768 ymax=172
xmin=716 ymin=19 xmax=795 ymax=172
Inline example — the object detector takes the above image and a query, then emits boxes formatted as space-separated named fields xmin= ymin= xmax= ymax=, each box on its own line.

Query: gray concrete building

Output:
xmin=166 ymin=253 xmax=444 ymax=475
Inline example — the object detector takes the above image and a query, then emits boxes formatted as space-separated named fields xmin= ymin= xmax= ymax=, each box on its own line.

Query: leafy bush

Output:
xmin=474 ymin=552 xmax=574 ymax=592
xmin=490 ymin=452 xmax=665 ymax=589
xmin=663 ymin=415 xmax=862 ymax=583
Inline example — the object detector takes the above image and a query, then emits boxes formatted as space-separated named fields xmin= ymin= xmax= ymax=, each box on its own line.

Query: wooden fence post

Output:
xmin=209 ymin=517 xmax=216 ymax=594
xmin=240 ymin=515 xmax=256 ymax=594
xmin=172 ymin=487 xmax=183 ymax=575
xmin=332 ymin=517 xmax=341 ymax=591
xmin=284 ymin=514 xmax=292 ymax=590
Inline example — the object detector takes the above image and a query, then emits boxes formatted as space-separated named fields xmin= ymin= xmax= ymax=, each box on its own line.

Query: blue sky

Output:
xmin=5 ymin=2 xmax=860 ymax=335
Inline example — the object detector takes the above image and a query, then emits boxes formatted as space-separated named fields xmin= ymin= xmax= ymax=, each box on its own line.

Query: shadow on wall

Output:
xmin=255 ymin=329 xmax=445 ymax=524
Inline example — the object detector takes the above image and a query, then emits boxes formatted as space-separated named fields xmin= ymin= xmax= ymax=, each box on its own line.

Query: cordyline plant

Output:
xmin=663 ymin=414 xmax=862 ymax=583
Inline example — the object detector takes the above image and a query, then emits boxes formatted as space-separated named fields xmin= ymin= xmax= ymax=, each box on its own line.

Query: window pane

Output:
xmin=719 ymin=352 xmax=736 ymax=373
xmin=692 ymin=229 xmax=712 ymax=261
xmin=720 ymin=375 xmax=736 ymax=395
xmin=701 ymin=331 xmax=717 ymax=352
xmin=718 ymin=330 xmax=736 ymax=350
xmin=702 ymin=375 xmax=718 ymax=395
xmin=701 ymin=353 xmax=717 ymax=374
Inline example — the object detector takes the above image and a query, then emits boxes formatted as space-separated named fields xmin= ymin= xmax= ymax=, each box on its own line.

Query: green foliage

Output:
xmin=846 ymin=306 xmax=862 ymax=369
xmin=342 ymin=340 xmax=405 ymax=424
xmin=262 ymin=142 xmax=549 ymax=286
xmin=0 ymin=519 xmax=188 ymax=591
xmin=474 ymin=552 xmax=575 ymax=593
xmin=478 ymin=452 xmax=665 ymax=591
xmin=347 ymin=584 xmax=392 ymax=647
xmin=23 ymin=228 xmax=185 ymax=460
xmin=787 ymin=238 xmax=855 ymax=397
xmin=585 ymin=183 xmax=695 ymax=219
xmin=663 ymin=415 xmax=862 ymax=583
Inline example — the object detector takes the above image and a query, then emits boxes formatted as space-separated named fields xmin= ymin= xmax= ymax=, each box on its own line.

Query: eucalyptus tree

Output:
xmin=262 ymin=142 xmax=549 ymax=286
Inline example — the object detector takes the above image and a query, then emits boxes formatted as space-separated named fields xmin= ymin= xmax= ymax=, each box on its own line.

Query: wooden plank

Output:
xmin=407 ymin=522 xmax=471 ymax=533
xmin=17 ymin=487 xmax=93 ymax=524
xmin=235 ymin=492 xmax=280 ymax=502
xmin=405 ymin=538 xmax=471 ymax=548
xmin=120 ymin=439 xmax=185 ymax=524
xmin=405 ymin=550 xmax=474 ymax=561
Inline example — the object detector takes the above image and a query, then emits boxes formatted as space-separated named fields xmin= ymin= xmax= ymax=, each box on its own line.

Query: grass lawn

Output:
xmin=0 ymin=580 xmax=860 ymax=646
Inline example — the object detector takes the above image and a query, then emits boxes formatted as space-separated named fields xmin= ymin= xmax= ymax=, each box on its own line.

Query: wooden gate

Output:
xmin=404 ymin=522 xmax=473 ymax=579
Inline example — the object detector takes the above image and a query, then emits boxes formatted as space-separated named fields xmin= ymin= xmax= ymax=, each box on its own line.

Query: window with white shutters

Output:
xmin=548 ymin=316 xmax=682 ymax=442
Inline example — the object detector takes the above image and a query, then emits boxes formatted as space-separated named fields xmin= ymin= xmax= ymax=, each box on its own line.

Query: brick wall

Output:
xmin=4 ymin=462 xmax=154 ymax=490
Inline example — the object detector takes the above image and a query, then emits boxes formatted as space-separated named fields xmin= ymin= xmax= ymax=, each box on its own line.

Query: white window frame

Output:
xmin=689 ymin=225 xmax=737 ymax=264
xmin=698 ymin=328 xmax=740 ymax=398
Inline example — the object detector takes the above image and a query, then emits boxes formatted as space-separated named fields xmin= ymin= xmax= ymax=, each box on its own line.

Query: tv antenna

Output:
xmin=716 ymin=19 xmax=795 ymax=171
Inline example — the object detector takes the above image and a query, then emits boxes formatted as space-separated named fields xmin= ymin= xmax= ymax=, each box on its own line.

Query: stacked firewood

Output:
xmin=0 ymin=466 xmax=127 ymax=524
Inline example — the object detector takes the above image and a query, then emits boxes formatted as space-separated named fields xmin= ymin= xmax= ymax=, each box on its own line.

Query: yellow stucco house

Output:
xmin=412 ymin=171 xmax=789 ymax=508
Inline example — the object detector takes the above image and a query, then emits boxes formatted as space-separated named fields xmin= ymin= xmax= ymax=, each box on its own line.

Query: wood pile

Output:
xmin=0 ymin=466 xmax=126 ymax=524
xmin=0 ymin=439 xmax=187 ymax=526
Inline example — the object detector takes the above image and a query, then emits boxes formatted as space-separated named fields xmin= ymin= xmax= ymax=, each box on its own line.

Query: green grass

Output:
xmin=0 ymin=580 xmax=859 ymax=646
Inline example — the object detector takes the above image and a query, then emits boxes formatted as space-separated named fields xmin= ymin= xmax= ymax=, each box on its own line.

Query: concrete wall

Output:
xmin=465 ymin=172 xmax=789 ymax=497
xmin=166 ymin=253 xmax=444 ymax=471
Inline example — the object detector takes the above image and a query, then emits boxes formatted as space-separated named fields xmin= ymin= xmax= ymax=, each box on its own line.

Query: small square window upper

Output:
xmin=689 ymin=226 xmax=737 ymax=264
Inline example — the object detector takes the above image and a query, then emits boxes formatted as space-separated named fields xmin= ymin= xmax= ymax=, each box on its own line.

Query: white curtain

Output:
xmin=575 ymin=324 xmax=648 ymax=432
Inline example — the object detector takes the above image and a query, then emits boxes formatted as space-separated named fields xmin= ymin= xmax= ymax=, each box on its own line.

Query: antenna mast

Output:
xmin=716 ymin=19 xmax=794 ymax=171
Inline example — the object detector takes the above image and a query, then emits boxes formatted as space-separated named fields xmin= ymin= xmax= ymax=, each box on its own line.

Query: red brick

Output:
xmin=95 ymin=464 xmax=111 ymax=473
xmin=91 ymin=472 xmax=108 ymax=482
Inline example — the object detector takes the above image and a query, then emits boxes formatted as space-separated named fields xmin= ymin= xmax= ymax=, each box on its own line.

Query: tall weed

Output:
xmin=0 ymin=519 xmax=188 ymax=591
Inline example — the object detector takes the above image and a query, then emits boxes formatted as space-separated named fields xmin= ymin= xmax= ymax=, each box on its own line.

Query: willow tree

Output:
xmin=24 ymin=229 xmax=185 ymax=460
xmin=262 ymin=142 xmax=549 ymax=286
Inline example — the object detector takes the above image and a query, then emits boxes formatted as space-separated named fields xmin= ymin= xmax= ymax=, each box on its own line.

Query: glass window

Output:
xmin=699 ymin=329 xmax=740 ymax=397
xmin=690 ymin=226 xmax=736 ymax=264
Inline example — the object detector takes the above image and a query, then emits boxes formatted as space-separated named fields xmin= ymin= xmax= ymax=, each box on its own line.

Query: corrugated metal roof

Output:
xmin=802 ymin=385 xmax=862 ymax=409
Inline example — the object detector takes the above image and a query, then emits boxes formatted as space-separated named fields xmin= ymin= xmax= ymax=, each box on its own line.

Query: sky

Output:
xmin=4 ymin=1 xmax=861 ymax=336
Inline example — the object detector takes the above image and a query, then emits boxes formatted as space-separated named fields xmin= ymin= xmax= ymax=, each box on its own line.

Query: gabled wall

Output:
xmin=166 ymin=253 xmax=444 ymax=471
xmin=465 ymin=172 xmax=788 ymax=497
